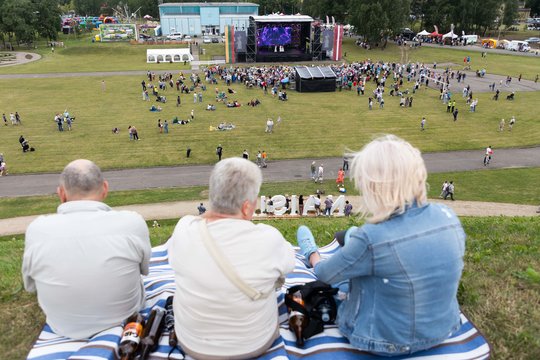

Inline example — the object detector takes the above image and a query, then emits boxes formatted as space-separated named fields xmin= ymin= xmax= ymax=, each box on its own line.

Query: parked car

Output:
xmin=525 ymin=37 xmax=540 ymax=44
xmin=211 ymin=37 xmax=219 ymax=43
xmin=184 ymin=35 xmax=192 ymax=42
xmin=203 ymin=36 xmax=211 ymax=43
xmin=166 ymin=32 xmax=183 ymax=40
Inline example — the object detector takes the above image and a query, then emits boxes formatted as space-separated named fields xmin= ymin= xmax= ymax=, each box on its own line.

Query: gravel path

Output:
xmin=0 ymin=197 xmax=537 ymax=237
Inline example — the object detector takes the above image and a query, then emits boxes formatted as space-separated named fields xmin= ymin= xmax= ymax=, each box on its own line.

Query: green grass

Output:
xmin=0 ymin=167 xmax=538 ymax=220
xmin=0 ymin=34 xmax=192 ymax=74
xmin=1 ymin=73 xmax=539 ymax=174
xmin=1 ymin=216 xmax=539 ymax=359
xmin=342 ymin=38 xmax=540 ymax=80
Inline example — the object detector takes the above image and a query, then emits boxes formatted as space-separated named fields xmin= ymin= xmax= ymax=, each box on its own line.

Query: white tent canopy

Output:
xmin=146 ymin=48 xmax=193 ymax=63
xmin=417 ymin=30 xmax=430 ymax=36
xmin=443 ymin=31 xmax=458 ymax=39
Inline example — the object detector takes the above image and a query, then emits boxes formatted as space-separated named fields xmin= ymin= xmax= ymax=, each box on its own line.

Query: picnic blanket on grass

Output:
xmin=28 ymin=240 xmax=490 ymax=360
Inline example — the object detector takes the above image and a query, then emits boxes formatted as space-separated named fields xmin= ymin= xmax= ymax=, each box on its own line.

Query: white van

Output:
xmin=461 ymin=35 xmax=478 ymax=45
xmin=507 ymin=40 xmax=530 ymax=52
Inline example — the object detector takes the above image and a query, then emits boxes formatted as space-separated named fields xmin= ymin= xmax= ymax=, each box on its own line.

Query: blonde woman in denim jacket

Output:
xmin=298 ymin=134 xmax=465 ymax=356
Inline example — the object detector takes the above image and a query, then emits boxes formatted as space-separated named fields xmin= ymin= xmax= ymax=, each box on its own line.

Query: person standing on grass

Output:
xmin=344 ymin=200 xmax=353 ymax=216
xmin=2 ymin=113 xmax=7 ymax=126
xmin=191 ymin=109 xmax=195 ymax=121
xmin=508 ymin=116 xmax=515 ymax=131
xmin=336 ymin=168 xmax=345 ymax=187
xmin=440 ymin=180 xmax=449 ymax=198
xmin=164 ymin=120 xmax=169 ymax=134
xmin=499 ymin=119 xmax=505 ymax=132
xmin=177 ymin=95 xmax=181 ymax=107
xmin=216 ymin=144 xmax=223 ymax=161
xmin=421 ymin=117 xmax=426 ymax=131
xmin=22 ymin=159 xmax=151 ymax=339
xmin=453 ymin=108 xmax=459 ymax=121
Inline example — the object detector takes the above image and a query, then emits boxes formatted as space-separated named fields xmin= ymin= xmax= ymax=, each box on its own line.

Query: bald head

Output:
xmin=58 ymin=159 xmax=108 ymax=202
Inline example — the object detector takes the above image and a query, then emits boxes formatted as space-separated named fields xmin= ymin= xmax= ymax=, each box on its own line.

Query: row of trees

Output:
xmin=262 ymin=0 xmax=521 ymax=43
xmin=0 ymin=0 xmax=526 ymax=47
xmin=0 ymin=0 xmax=62 ymax=45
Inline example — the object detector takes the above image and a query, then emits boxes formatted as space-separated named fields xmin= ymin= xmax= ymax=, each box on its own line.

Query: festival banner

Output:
xmin=332 ymin=25 xmax=344 ymax=61
xmin=225 ymin=25 xmax=236 ymax=64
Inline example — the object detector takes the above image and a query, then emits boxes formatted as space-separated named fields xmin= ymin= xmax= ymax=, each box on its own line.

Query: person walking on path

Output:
xmin=336 ymin=168 xmax=345 ymax=187
xmin=439 ymin=180 xmax=449 ymax=198
xmin=316 ymin=164 xmax=324 ymax=184
xmin=310 ymin=161 xmax=316 ymax=180
xmin=444 ymin=181 xmax=455 ymax=201
xmin=197 ymin=202 xmax=206 ymax=215
xmin=484 ymin=146 xmax=493 ymax=166
xmin=216 ymin=144 xmax=223 ymax=161
xmin=261 ymin=150 xmax=268 ymax=168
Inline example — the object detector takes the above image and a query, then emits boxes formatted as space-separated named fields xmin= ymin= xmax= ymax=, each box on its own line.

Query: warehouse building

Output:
xmin=159 ymin=2 xmax=259 ymax=36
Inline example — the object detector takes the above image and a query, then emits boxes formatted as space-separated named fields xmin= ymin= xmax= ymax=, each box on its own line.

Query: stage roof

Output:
xmin=250 ymin=15 xmax=314 ymax=23
xmin=295 ymin=66 xmax=336 ymax=79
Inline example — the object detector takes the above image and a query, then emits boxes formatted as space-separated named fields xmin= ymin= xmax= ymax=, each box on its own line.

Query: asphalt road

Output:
xmin=1 ymin=146 xmax=539 ymax=198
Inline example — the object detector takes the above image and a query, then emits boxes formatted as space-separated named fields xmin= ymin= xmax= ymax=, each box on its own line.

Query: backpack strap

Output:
xmin=198 ymin=219 xmax=268 ymax=301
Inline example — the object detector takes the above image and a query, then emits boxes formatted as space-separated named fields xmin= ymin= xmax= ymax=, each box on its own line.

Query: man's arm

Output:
xmin=22 ymin=231 xmax=36 ymax=292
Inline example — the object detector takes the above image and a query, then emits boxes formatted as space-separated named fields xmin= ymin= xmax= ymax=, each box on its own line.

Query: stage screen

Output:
xmin=257 ymin=26 xmax=292 ymax=46
xmin=235 ymin=31 xmax=247 ymax=52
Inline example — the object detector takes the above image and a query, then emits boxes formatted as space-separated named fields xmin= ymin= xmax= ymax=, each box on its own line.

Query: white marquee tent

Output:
xmin=417 ymin=30 xmax=430 ymax=36
xmin=443 ymin=31 xmax=458 ymax=39
xmin=146 ymin=48 xmax=193 ymax=63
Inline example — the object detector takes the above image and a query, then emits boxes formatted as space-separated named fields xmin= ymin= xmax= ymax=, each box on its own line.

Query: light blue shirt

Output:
xmin=315 ymin=202 xmax=465 ymax=355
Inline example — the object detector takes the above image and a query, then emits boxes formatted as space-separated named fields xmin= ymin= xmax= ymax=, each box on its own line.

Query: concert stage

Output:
xmin=255 ymin=49 xmax=313 ymax=62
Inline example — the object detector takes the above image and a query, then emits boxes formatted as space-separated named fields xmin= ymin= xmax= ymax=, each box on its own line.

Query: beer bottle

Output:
xmin=136 ymin=308 xmax=166 ymax=360
xmin=119 ymin=313 xmax=145 ymax=360
xmin=164 ymin=296 xmax=178 ymax=347
xmin=288 ymin=290 xmax=308 ymax=347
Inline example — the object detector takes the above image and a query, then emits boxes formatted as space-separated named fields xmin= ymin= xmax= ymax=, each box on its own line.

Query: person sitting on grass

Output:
xmin=149 ymin=105 xmax=162 ymax=112
xmin=248 ymin=98 xmax=261 ymax=107
xmin=297 ymin=134 xmax=465 ymax=357
xmin=22 ymin=159 xmax=151 ymax=339
xmin=168 ymin=158 xmax=295 ymax=359
xmin=206 ymin=104 xmax=216 ymax=111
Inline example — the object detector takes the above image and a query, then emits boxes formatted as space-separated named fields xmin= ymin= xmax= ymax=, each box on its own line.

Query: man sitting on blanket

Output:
xmin=22 ymin=159 xmax=151 ymax=339
xmin=168 ymin=157 xmax=296 ymax=359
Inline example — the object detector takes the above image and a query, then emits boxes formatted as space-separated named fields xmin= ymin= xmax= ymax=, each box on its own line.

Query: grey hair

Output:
xmin=349 ymin=134 xmax=427 ymax=223
xmin=60 ymin=159 xmax=104 ymax=196
xmin=209 ymin=158 xmax=262 ymax=214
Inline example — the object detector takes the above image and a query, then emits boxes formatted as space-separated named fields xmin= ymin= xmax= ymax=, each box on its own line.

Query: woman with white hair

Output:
xmin=298 ymin=134 xmax=465 ymax=356
xmin=169 ymin=157 xmax=295 ymax=359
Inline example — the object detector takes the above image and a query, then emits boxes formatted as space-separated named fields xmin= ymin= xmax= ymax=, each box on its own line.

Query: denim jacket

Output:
xmin=314 ymin=202 xmax=465 ymax=355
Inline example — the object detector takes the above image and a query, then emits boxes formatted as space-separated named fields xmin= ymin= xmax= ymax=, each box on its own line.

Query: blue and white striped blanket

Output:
xmin=28 ymin=240 xmax=490 ymax=360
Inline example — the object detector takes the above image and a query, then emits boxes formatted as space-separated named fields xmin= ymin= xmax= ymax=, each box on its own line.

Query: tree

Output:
xmin=73 ymin=0 xmax=102 ymax=16
xmin=0 ymin=0 xmax=39 ymax=45
xmin=32 ymin=0 xmax=62 ymax=41
xmin=501 ymin=0 xmax=519 ymax=27
xmin=349 ymin=0 xmax=410 ymax=45
xmin=526 ymin=0 xmax=540 ymax=17
xmin=253 ymin=0 xmax=301 ymax=15
xmin=301 ymin=0 xmax=350 ymax=23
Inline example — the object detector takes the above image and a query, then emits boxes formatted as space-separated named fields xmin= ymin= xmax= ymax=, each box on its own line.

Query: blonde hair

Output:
xmin=349 ymin=135 xmax=427 ymax=223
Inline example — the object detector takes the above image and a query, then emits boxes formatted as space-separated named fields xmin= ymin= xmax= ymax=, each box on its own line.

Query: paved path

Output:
xmin=0 ymin=197 xmax=538 ymax=237
xmin=419 ymin=42 xmax=540 ymax=57
xmin=1 ymin=146 xmax=540 ymax=198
